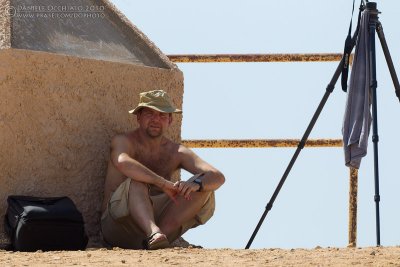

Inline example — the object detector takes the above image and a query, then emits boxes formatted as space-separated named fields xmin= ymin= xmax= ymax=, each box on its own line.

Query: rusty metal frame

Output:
xmin=348 ymin=168 xmax=358 ymax=247
xmin=177 ymin=52 xmax=358 ymax=247
xmin=168 ymin=53 xmax=352 ymax=63
xmin=181 ymin=139 xmax=342 ymax=148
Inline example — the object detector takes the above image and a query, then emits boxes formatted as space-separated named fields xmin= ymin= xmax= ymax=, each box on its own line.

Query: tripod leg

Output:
xmin=244 ymin=22 xmax=361 ymax=248
xmin=376 ymin=21 xmax=400 ymax=102
xmin=245 ymin=14 xmax=360 ymax=249
xmin=368 ymin=7 xmax=381 ymax=247
xmin=245 ymin=55 xmax=348 ymax=249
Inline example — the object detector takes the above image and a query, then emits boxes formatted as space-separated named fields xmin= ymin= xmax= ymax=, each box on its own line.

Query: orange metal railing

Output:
xmin=169 ymin=53 xmax=357 ymax=247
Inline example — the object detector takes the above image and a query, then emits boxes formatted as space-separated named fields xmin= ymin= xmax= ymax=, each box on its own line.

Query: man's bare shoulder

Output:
xmin=176 ymin=143 xmax=197 ymax=160
xmin=177 ymin=143 xmax=193 ymax=153
xmin=111 ymin=131 xmax=137 ymax=147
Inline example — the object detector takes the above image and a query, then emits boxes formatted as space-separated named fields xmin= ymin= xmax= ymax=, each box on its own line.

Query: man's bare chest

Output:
xmin=134 ymin=149 xmax=179 ymax=177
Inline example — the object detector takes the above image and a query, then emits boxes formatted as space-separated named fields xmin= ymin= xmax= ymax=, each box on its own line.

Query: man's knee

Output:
xmin=195 ymin=190 xmax=215 ymax=225
xmin=197 ymin=190 xmax=212 ymax=201
xmin=128 ymin=179 xmax=149 ymax=195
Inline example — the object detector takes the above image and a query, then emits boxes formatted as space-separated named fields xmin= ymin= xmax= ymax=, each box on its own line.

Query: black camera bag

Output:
xmin=4 ymin=195 xmax=88 ymax=251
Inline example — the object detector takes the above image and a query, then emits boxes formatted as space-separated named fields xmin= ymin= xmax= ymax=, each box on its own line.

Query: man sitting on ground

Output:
xmin=101 ymin=90 xmax=225 ymax=249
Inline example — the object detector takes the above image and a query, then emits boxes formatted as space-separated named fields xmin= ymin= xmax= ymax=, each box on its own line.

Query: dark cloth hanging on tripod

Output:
xmin=342 ymin=10 xmax=372 ymax=169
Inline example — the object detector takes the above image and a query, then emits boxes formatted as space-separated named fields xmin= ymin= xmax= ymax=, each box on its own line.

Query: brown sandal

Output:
xmin=143 ymin=232 xmax=170 ymax=250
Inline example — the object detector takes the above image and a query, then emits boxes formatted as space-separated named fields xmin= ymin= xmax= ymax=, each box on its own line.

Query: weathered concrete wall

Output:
xmin=1 ymin=0 xmax=173 ymax=67
xmin=0 ymin=49 xmax=184 ymax=245
xmin=0 ymin=0 xmax=11 ymax=49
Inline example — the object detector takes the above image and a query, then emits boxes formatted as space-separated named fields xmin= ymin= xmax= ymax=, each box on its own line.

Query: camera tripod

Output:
xmin=245 ymin=2 xmax=400 ymax=249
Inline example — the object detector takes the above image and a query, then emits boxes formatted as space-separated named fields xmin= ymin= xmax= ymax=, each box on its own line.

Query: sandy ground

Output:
xmin=1 ymin=246 xmax=400 ymax=266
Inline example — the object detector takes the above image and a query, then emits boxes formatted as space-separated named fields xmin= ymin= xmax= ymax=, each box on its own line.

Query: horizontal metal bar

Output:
xmin=181 ymin=139 xmax=343 ymax=148
xmin=168 ymin=53 xmax=346 ymax=63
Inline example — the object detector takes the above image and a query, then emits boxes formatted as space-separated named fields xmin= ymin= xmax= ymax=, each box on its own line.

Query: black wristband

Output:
xmin=193 ymin=178 xmax=203 ymax=192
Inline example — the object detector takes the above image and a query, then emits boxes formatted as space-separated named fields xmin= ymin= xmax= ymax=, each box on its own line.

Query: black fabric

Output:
xmin=341 ymin=0 xmax=365 ymax=92
xmin=4 ymin=195 xmax=88 ymax=251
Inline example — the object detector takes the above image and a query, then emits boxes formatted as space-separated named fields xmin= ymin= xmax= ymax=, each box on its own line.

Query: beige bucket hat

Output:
xmin=129 ymin=90 xmax=182 ymax=115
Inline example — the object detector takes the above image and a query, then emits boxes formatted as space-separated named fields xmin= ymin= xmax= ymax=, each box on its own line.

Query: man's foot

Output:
xmin=143 ymin=232 xmax=170 ymax=250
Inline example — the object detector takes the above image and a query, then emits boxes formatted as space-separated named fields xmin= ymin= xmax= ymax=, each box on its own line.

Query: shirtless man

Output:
xmin=101 ymin=90 xmax=225 ymax=249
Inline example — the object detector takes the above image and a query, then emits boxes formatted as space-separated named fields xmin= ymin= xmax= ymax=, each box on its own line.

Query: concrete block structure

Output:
xmin=0 ymin=0 xmax=183 ymax=245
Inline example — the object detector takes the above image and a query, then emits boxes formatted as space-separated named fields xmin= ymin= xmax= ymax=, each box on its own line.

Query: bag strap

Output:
xmin=341 ymin=0 xmax=365 ymax=92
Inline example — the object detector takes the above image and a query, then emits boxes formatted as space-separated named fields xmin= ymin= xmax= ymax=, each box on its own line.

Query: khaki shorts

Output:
xmin=101 ymin=178 xmax=215 ymax=249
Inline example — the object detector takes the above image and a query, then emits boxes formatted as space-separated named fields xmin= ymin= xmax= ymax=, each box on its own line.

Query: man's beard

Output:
xmin=145 ymin=126 xmax=163 ymax=138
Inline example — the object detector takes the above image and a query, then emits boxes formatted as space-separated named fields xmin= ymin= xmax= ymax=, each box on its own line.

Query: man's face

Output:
xmin=137 ymin=107 xmax=172 ymax=138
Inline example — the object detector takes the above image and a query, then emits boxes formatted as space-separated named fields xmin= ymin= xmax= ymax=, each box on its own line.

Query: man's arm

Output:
xmin=177 ymin=145 xmax=225 ymax=195
xmin=110 ymin=135 xmax=176 ymax=196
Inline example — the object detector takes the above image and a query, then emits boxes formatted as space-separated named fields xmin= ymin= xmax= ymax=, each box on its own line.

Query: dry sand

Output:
xmin=1 ymin=246 xmax=400 ymax=266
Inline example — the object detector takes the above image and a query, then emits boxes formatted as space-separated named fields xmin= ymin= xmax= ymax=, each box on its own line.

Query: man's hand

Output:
xmin=174 ymin=181 xmax=200 ymax=200
xmin=161 ymin=180 xmax=179 ymax=204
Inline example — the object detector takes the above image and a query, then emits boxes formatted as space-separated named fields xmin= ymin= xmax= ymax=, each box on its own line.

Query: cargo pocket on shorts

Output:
xmin=108 ymin=178 xmax=131 ymax=221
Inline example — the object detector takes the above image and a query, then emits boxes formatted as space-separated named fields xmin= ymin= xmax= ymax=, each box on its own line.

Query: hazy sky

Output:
xmin=110 ymin=0 xmax=400 ymax=249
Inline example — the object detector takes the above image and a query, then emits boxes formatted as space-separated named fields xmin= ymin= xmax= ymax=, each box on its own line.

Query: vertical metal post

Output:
xmin=348 ymin=168 xmax=358 ymax=247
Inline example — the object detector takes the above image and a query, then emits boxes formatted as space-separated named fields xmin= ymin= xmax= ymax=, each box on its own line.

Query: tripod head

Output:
xmin=365 ymin=2 xmax=380 ymax=16
xmin=366 ymin=2 xmax=377 ymax=11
